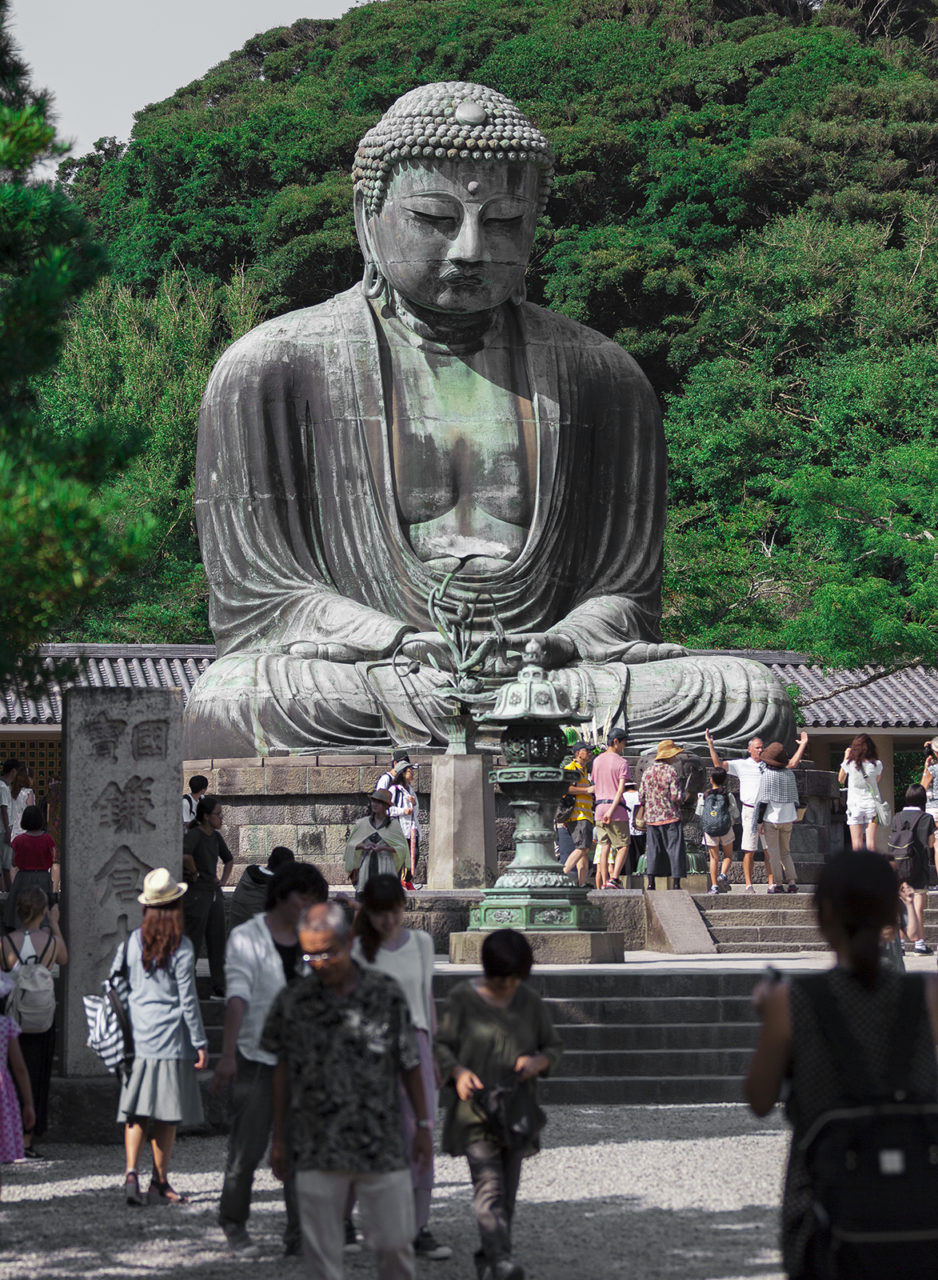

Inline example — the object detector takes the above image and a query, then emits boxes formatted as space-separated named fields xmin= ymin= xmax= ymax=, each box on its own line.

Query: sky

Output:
xmin=9 ymin=0 xmax=350 ymax=163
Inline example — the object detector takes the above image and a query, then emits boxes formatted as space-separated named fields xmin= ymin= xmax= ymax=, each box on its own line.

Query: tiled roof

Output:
xmin=767 ymin=660 xmax=938 ymax=730
xmin=1 ymin=645 xmax=215 ymax=726
xmin=699 ymin=650 xmax=938 ymax=730
xmin=2 ymin=644 xmax=937 ymax=732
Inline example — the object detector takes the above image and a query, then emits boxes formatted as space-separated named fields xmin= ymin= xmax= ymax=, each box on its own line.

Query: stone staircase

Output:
xmin=693 ymin=892 xmax=827 ymax=953
xmin=695 ymin=889 xmax=938 ymax=954
xmin=434 ymin=969 xmax=769 ymax=1104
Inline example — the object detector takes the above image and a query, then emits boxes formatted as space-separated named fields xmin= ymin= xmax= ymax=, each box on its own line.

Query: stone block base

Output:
xmin=449 ymin=930 xmax=625 ymax=965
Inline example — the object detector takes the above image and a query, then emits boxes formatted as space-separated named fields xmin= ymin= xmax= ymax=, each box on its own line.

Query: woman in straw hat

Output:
xmin=639 ymin=740 xmax=688 ymax=889
xmin=114 ymin=867 xmax=208 ymax=1206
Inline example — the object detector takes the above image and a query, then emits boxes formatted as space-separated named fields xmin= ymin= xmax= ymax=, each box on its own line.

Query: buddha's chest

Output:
xmin=386 ymin=342 xmax=536 ymax=522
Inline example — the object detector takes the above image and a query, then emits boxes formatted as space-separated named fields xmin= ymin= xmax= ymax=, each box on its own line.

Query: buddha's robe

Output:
xmin=183 ymin=285 xmax=792 ymax=755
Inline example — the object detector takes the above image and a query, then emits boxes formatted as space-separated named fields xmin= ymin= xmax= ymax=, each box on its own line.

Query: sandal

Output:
xmin=147 ymin=1177 xmax=189 ymax=1205
xmin=124 ymin=1171 xmax=144 ymax=1206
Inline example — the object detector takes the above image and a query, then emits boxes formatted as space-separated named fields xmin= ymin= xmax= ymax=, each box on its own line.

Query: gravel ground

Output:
xmin=0 ymin=1105 xmax=789 ymax=1280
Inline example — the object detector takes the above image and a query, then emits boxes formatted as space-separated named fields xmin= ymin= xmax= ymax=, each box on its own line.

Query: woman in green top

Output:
xmin=434 ymin=930 xmax=562 ymax=1280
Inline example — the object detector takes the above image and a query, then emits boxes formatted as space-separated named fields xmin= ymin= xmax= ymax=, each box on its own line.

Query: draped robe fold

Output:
xmin=183 ymin=285 xmax=793 ymax=755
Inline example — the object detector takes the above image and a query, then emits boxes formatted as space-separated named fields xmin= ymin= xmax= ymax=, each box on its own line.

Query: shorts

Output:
xmin=740 ymin=806 xmax=765 ymax=853
xmin=704 ymin=832 xmax=734 ymax=850
xmin=565 ymin=819 xmax=594 ymax=851
xmin=846 ymin=803 xmax=877 ymax=827
xmin=0 ymin=841 xmax=11 ymax=872
xmin=595 ymin=819 xmax=630 ymax=852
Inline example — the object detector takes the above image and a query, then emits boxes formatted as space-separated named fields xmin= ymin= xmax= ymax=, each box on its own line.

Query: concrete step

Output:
xmin=693 ymin=894 xmax=814 ymax=910
xmin=702 ymin=925 xmax=826 ymax=945
xmin=556 ymin=1021 xmax=758 ymax=1050
xmin=540 ymin=1075 xmax=746 ymax=1104
xmin=433 ymin=970 xmax=768 ymax=997
xmin=494 ymin=996 xmax=760 ymax=1024
xmin=694 ymin=909 xmax=817 ymax=926
xmin=560 ymin=1047 xmax=754 ymax=1076
xmin=715 ymin=941 xmax=828 ymax=953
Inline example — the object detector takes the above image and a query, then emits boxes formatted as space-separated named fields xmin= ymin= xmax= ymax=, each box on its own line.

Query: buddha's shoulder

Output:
xmin=518 ymin=302 xmax=651 ymax=384
xmin=211 ymin=287 xmax=371 ymax=373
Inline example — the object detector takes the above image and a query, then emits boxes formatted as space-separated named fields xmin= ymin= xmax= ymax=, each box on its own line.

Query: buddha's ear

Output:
xmin=353 ymin=188 xmax=376 ymax=265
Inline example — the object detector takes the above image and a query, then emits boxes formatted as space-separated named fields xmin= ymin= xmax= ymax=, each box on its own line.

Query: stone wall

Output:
xmin=185 ymin=752 xmax=525 ymax=885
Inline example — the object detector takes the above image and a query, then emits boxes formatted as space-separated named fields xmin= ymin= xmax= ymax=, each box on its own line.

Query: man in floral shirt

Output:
xmin=263 ymin=901 xmax=432 ymax=1279
xmin=638 ymin=740 xmax=687 ymax=890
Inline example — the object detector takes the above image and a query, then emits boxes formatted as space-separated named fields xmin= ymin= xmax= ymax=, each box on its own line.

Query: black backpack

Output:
xmin=700 ymin=788 xmax=732 ymax=837
xmin=887 ymin=811 xmax=931 ymax=883
xmin=795 ymin=973 xmax=938 ymax=1279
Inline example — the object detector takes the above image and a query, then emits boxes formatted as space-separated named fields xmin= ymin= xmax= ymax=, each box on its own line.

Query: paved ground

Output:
xmin=0 ymin=1104 xmax=789 ymax=1280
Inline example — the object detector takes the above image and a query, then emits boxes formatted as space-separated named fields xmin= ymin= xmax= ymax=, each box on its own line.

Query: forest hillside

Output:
xmin=37 ymin=0 xmax=938 ymax=669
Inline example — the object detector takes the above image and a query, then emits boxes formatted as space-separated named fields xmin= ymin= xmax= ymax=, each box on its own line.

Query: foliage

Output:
xmin=42 ymin=0 xmax=938 ymax=667
xmin=36 ymin=269 xmax=266 ymax=642
xmin=0 ymin=1 xmax=147 ymax=689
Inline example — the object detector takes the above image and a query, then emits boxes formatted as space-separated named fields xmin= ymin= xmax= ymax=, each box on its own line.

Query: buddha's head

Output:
xmin=353 ymin=82 xmax=555 ymax=315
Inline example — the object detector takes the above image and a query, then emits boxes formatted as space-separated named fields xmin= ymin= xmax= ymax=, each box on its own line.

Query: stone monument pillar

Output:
xmin=61 ymin=688 xmax=183 ymax=1075
xmin=428 ymin=714 xmax=498 ymax=889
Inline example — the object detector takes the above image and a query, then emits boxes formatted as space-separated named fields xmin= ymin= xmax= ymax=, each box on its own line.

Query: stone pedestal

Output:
xmin=62 ymin=688 xmax=183 ymax=1075
xmin=450 ymin=929 xmax=625 ymax=965
xmin=428 ymin=754 xmax=497 ymax=889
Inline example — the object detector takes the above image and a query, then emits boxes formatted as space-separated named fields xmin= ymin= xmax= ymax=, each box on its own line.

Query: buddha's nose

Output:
xmin=447 ymin=211 xmax=483 ymax=265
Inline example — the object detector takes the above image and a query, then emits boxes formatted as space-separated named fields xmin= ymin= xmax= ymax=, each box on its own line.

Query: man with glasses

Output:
xmin=263 ymin=901 xmax=432 ymax=1279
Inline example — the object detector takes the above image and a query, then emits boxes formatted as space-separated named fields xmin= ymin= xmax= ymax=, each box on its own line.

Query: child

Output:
xmin=0 ymin=971 xmax=36 ymax=1186
xmin=700 ymin=767 xmax=738 ymax=895
xmin=435 ymin=930 xmax=562 ymax=1280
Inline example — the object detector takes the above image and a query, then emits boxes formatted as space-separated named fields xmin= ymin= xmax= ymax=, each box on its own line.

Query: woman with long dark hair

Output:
xmin=116 ymin=868 xmax=207 ymax=1206
xmin=838 ymin=733 xmax=883 ymax=853
xmin=182 ymin=795 xmax=233 ymax=999
xmin=0 ymin=887 xmax=67 ymax=1157
xmin=351 ymin=875 xmax=450 ymax=1259
xmin=745 ymin=851 xmax=938 ymax=1278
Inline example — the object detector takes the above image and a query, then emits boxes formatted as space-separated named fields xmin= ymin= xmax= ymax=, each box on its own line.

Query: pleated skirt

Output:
xmin=117 ymin=1057 xmax=203 ymax=1127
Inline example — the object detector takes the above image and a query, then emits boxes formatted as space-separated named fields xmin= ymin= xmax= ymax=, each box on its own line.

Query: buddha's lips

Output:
xmin=439 ymin=267 xmax=484 ymax=285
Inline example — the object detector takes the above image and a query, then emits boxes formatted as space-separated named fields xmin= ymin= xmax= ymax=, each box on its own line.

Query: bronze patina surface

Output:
xmin=184 ymin=81 xmax=793 ymax=756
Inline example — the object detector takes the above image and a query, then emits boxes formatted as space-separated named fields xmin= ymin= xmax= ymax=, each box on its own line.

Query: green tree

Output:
xmin=35 ymin=269 xmax=266 ymax=642
xmin=0 ymin=1 xmax=146 ymax=687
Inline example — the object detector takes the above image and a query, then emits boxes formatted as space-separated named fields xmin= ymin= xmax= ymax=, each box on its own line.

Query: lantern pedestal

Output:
xmin=448 ymin=643 xmax=624 ymax=962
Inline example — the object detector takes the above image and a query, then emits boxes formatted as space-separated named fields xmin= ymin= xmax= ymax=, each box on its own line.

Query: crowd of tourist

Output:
xmin=0 ymin=743 xmax=937 ymax=1279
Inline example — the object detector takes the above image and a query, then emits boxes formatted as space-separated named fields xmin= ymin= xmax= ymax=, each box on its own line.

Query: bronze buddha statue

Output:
xmin=183 ymin=81 xmax=793 ymax=755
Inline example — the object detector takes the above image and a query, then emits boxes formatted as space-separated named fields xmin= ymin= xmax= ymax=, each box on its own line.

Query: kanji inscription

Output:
xmin=132 ymin=719 xmax=169 ymax=760
xmin=92 ymin=776 xmax=156 ymax=834
xmin=82 ymin=712 xmax=127 ymax=761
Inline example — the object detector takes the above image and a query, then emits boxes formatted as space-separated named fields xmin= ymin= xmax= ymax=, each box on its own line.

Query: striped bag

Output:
xmin=82 ymin=939 xmax=134 ymax=1078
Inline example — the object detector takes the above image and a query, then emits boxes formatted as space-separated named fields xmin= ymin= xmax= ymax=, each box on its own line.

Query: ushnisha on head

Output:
xmin=353 ymin=81 xmax=554 ymax=219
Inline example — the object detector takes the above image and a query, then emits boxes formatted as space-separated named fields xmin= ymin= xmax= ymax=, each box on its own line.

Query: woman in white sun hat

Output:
xmin=114 ymin=867 xmax=207 ymax=1207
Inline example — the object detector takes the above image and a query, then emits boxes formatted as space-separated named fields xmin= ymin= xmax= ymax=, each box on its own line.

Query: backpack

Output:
xmin=82 ymin=938 xmax=134 ymax=1078
xmin=795 ymin=973 xmax=938 ymax=1279
xmin=4 ymin=934 xmax=56 ymax=1033
xmin=700 ymin=788 xmax=733 ymax=838
xmin=887 ymin=811 xmax=931 ymax=883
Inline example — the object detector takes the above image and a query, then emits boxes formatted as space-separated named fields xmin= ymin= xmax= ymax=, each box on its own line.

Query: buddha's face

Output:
xmin=364 ymin=159 xmax=540 ymax=314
